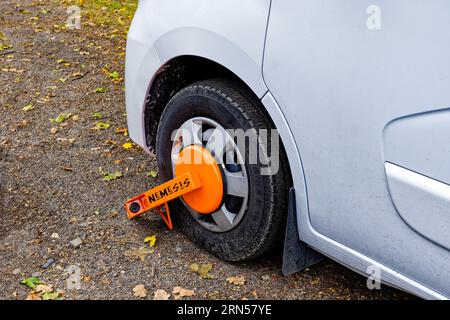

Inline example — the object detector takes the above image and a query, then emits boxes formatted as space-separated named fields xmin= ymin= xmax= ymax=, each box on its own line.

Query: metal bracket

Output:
xmin=282 ymin=187 xmax=325 ymax=276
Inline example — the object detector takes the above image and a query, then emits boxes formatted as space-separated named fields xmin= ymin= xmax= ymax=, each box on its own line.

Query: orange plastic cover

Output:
xmin=175 ymin=145 xmax=224 ymax=214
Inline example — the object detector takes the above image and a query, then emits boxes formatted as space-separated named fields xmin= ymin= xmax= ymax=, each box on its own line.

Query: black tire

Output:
xmin=156 ymin=79 xmax=291 ymax=261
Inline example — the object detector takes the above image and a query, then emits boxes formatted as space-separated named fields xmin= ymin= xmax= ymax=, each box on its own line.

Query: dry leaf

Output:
xmin=226 ymin=276 xmax=246 ymax=286
xmin=189 ymin=263 xmax=199 ymax=273
xmin=133 ymin=285 xmax=148 ymax=298
xmin=25 ymin=292 xmax=41 ymax=300
xmin=144 ymin=235 xmax=156 ymax=247
xmin=172 ymin=286 xmax=194 ymax=300
xmin=153 ymin=289 xmax=170 ymax=300
xmin=198 ymin=263 xmax=214 ymax=279
xmin=35 ymin=284 xmax=53 ymax=294
xmin=189 ymin=263 xmax=214 ymax=279
xmin=115 ymin=128 xmax=128 ymax=136
xmin=124 ymin=246 xmax=153 ymax=261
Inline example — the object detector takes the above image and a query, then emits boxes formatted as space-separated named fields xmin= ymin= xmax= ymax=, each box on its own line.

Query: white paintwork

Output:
xmin=263 ymin=0 xmax=450 ymax=298
xmin=262 ymin=94 xmax=446 ymax=300
xmin=385 ymin=162 xmax=450 ymax=250
xmin=126 ymin=0 xmax=271 ymax=148
xmin=125 ymin=0 xmax=450 ymax=299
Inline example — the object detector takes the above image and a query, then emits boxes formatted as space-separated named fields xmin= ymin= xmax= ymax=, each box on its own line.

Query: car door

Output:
xmin=263 ymin=0 xmax=450 ymax=296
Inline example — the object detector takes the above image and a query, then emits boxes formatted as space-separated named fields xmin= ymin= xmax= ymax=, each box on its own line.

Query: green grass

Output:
xmin=62 ymin=0 xmax=137 ymax=31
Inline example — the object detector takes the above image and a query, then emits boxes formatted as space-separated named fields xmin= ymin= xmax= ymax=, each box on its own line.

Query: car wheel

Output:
xmin=156 ymin=79 xmax=291 ymax=261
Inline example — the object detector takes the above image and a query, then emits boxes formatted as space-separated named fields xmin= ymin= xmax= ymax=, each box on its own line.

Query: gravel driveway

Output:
xmin=0 ymin=0 xmax=413 ymax=300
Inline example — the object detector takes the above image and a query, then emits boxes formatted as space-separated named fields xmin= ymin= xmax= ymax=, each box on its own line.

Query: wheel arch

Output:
xmin=144 ymin=55 xmax=283 ymax=153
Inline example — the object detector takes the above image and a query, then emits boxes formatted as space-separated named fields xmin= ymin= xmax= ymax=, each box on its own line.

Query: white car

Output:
xmin=125 ymin=0 xmax=450 ymax=299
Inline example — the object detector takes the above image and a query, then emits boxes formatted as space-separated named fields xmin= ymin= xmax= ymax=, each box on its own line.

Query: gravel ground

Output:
xmin=0 ymin=0 xmax=414 ymax=300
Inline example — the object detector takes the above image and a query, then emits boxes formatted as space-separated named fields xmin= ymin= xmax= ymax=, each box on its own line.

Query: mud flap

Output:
xmin=282 ymin=187 xmax=325 ymax=276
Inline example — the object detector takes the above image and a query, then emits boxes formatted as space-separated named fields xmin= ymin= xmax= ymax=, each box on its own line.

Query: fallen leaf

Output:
xmin=133 ymin=285 xmax=148 ymax=298
xmin=35 ymin=284 xmax=53 ymax=294
xmin=94 ymin=87 xmax=106 ymax=93
xmin=226 ymin=276 xmax=246 ymax=286
xmin=189 ymin=263 xmax=214 ymax=279
xmin=50 ymin=127 xmax=58 ymax=134
xmin=199 ymin=263 xmax=214 ymax=279
xmin=25 ymin=292 xmax=41 ymax=300
xmin=172 ymin=286 xmax=194 ymax=300
xmin=0 ymin=44 xmax=13 ymax=51
xmin=94 ymin=121 xmax=110 ymax=130
xmin=37 ymin=95 xmax=52 ymax=104
xmin=102 ymin=171 xmax=122 ymax=181
xmin=124 ymin=246 xmax=153 ymax=261
xmin=144 ymin=235 xmax=156 ymax=248
xmin=189 ymin=263 xmax=199 ymax=273
xmin=108 ymin=71 xmax=120 ymax=80
xmin=71 ymin=71 xmax=84 ymax=78
xmin=20 ymin=277 xmax=42 ymax=289
xmin=50 ymin=113 xmax=71 ymax=123
xmin=153 ymin=289 xmax=170 ymax=300
xmin=22 ymin=104 xmax=34 ymax=111
xmin=105 ymin=140 xmax=117 ymax=145
xmin=147 ymin=170 xmax=158 ymax=178
xmin=122 ymin=142 xmax=133 ymax=150
xmin=42 ymin=291 xmax=59 ymax=300
xmin=115 ymin=128 xmax=128 ymax=136
xmin=92 ymin=112 xmax=102 ymax=119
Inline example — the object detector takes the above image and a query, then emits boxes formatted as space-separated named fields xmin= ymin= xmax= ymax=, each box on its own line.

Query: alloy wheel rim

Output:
xmin=171 ymin=117 xmax=249 ymax=232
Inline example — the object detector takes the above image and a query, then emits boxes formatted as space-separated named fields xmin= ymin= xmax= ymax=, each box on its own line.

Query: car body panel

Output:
xmin=262 ymin=93 xmax=446 ymax=300
xmin=263 ymin=0 xmax=450 ymax=298
xmin=385 ymin=162 xmax=450 ymax=250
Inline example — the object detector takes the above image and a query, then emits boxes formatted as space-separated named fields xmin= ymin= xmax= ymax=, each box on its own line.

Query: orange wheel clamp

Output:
xmin=124 ymin=145 xmax=224 ymax=230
